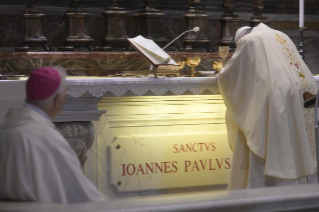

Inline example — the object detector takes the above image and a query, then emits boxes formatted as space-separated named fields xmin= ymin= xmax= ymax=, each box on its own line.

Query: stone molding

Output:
xmin=53 ymin=110 xmax=107 ymax=122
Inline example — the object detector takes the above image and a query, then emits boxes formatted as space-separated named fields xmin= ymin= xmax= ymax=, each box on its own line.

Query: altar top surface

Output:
xmin=1 ymin=76 xmax=319 ymax=99
xmin=0 ymin=77 xmax=219 ymax=99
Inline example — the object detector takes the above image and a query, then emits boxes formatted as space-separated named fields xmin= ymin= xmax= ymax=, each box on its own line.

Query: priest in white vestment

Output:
xmin=0 ymin=67 xmax=105 ymax=203
xmin=218 ymin=23 xmax=318 ymax=190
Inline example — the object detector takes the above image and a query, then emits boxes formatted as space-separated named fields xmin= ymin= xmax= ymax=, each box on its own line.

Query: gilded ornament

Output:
xmin=211 ymin=60 xmax=223 ymax=72
xmin=186 ymin=57 xmax=201 ymax=77
xmin=218 ymin=46 xmax=229 ymax=67
xmin=299 ymin=73 xmax=305 ymax=78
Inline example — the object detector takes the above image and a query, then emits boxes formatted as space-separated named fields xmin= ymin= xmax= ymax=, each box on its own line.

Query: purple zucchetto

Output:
xmin=26 ymin=67 xmax=61 ymax=101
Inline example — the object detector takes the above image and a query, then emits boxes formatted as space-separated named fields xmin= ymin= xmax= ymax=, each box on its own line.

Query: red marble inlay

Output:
xmin=0 ymin=51 xmax=233 ymax=60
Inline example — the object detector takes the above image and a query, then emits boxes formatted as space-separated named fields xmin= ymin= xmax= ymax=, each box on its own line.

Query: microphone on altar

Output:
xmin=162 ymin=27 xmax=200 ymax=50
xmin=149 ymin=27 xmax=200 ymax=70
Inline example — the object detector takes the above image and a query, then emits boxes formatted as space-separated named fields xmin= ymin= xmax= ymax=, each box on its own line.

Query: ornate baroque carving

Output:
xmin=133 ymin=0 xmax=168 ymax=47
xmin=54 ymin=121 xmax=95 ymax=167
xmin=250 ymin=0 xmax=269 ymax=27
xmin=15 ymin=2 xmax=53 ymax=51
xmin=58 ymin=0 xmax=94 ymax=51
xmin=181 ymin=0 xmax=210 ymax=52
xmin=100 ymin=0 xmax=131 ymax=51
xmin=217 ymin=0 xmax=241 ymax=48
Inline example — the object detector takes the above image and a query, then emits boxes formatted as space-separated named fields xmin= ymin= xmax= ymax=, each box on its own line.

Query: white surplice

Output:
xmin=218 ymin=23 xmax=318 ymax=190
xmin=0 ymin=105 xmax=105 ymax=203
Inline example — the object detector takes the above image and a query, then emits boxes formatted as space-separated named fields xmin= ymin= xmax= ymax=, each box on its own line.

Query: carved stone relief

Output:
xmin=251 ymin=0 xmax=269 ymax=27
xmin=100 ymin=0 xmax=131 ymax=51
xmin=54 ymin=121 xmax=95 ymax=168
xmin=15 ymin=3 xmax=53 ymax=51
xmin=181 ymin=0 xmax=210 ymax=52
xmin=133 ymin=0 xmax=168 ymax=47
xmin=217 ymin=0 xmax=240 ymax=48
xmin=58 ymin=0 xmax=94 ymax=51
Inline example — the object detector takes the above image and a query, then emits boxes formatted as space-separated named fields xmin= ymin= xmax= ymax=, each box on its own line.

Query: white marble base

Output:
xmin=85 ymin=95 xmax=229 ymax=199
xmin=1 ymin=184 xmax=319 ymax=212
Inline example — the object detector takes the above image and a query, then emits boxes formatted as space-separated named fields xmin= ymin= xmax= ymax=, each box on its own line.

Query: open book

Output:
xmin=128 ymin=35 xmax=178 ymax=67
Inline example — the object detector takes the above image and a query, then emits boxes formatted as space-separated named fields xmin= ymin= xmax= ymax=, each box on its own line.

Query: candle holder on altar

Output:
xmin=186 ymin=57 xmax=201 ymax=77
xmin=133 ymin=0 xmax=168 ymax=47
xmin=216 ymin=0 xmax=241 ymax=48
xmin=99 ymin=0 xmax=131 ymax=51
xmin=211 ymin=46 xmax=229 ymax=73
xmin=298 ymin=27 xmax=307 ymax=60
xmin=181 ymin=0 xmax=210 ymax=52
xmin=58 ymin=0 xmax=94 ymax=51
xmin=250 ymin=0 xmax=269 ymax=27
xmin=15 ymin=2 xmax=53 ymax=51
xmin=212 ymin=61 xmax=223 ymax=72
xmin=218 ymin=46 xmax=229 ymax=67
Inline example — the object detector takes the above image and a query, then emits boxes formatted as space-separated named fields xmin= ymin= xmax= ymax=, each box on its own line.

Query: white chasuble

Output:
xmin=0 ymin=106 xmax=105 ymax=203
xmin=218 ymin=23 xmax=318 ymax=190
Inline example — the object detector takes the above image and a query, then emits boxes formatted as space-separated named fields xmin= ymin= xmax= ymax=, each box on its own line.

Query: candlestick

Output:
xmin=100 ymin=0 xmax=130 ymax=51
xmin=299 ymin=0 xmax=304 ymax=28
xmin=15 ymin=0 xmax=54 ymax=51
xmin=298 ymin=27 xmax=306 ymax=60
xmin=181 ymin=0 xmax=210 ymax=52
xmin=186 ymin=57 xmax=201 ymax=77
xmin=133 ymin=0 xmax=168 ymax=48
xmin=58 ymin=0 xmax=94 ymax=51
xmin=218 ymin=46 xmax=229 ymax=67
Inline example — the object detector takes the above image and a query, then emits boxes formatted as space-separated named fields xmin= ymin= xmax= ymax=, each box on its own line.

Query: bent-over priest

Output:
xmin=218 ymin=23 xmax=318 ymax=189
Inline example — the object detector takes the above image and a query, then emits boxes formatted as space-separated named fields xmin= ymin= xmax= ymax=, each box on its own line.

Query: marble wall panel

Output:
xmin=0 ymin=52 xmax=226 ymax=76
xmin=86 ymin=16 xmax=105 ymax=47
xmin=43 ymin=15 xmax=68 ymax=48
xmin=0 ymin=15 xmax=23 ymax=48
xmin=206 ymin=20 xmax=222 ymax=52
xmin=161 ymin=18 xmax=186 ymax=50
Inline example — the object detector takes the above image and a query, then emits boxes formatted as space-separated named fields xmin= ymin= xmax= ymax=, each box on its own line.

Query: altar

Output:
xmin=0 ymin=75 xmax=317 ymax=201
xmin=2 ymin=71 xmax=319 ymax=201
xmin=1 ymin=72 xmax=319 ymax=203
xmin=0 ymin=76 xmax=229 ymax=199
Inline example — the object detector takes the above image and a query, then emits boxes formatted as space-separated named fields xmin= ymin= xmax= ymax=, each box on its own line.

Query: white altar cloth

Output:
xmin=66 ymin=77 xmax=219 ymax=97
xmin=0 ymin=77 xmax=220 ymax=100
xmin=1 ymin=76 xmax=319 ymax=100
xmin=0 ymin=77 xmax=219 ymax=122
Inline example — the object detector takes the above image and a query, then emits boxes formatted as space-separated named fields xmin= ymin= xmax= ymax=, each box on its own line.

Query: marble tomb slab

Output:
xmin=109 ymin=133 xmax=232 ymax=192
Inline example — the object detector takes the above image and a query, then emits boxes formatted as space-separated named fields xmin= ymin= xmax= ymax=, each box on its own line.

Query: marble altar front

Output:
xmin=0 ymin=77 xmax=229 ymax=199
xmin=2 ymin=76 xmax=319 ymax=200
